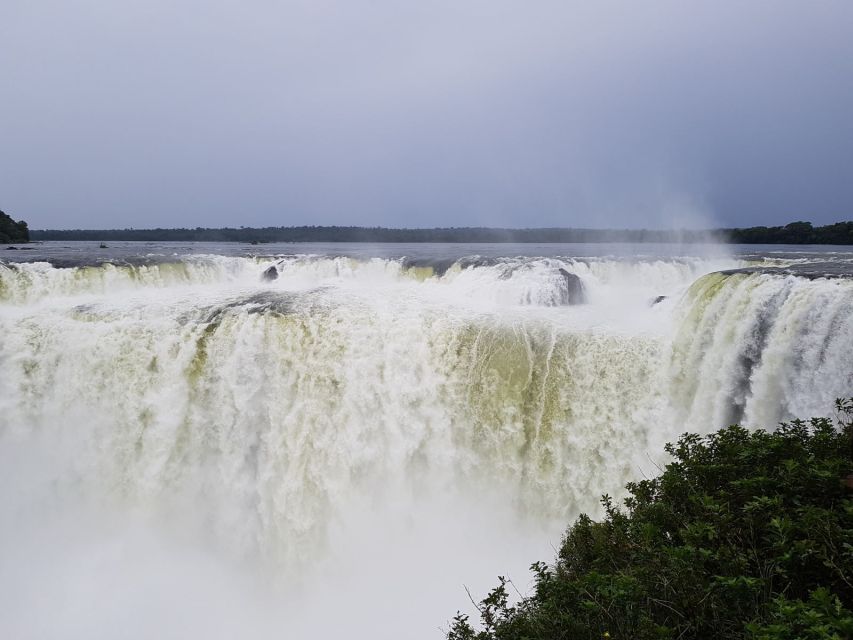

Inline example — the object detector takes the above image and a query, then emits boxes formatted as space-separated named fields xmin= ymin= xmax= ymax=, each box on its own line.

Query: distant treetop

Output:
xmin=724 ymin=220 xmax=853 ymax=244
xmin=25 ymin=220 xmax=853 ymax=244
xmin=0 ymin=210 xmax=29 ymax=244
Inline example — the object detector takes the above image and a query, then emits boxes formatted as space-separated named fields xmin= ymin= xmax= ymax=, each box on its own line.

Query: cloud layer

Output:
xmin=1 ymin=0 xmax=851 ymax=229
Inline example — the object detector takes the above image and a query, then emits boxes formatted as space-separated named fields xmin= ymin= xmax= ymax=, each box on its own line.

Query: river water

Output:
xmin=1 ymin=241 xmax=852 ymax=638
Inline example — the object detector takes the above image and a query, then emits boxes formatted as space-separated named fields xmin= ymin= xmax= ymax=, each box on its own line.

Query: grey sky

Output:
xmin=1 ymin=0 xmax=851 ymax=230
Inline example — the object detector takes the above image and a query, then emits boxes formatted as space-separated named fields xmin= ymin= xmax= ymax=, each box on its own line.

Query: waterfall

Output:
xmin=1 ymin=252 xmax=850 ymax=638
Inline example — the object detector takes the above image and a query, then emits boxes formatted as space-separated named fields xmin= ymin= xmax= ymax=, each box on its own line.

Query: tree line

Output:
xmin=17 ymin=219 xmax=853 ymax=244
xmin=724 ymin=220 xmax=853 ymax=244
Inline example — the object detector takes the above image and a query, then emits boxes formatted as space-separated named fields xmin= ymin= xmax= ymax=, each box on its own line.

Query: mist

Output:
xmin=0 ymin=427 xmax=553 ymax=640
xmin=2 ymin=4 xmax=853 ymax=638
xmin=3 ymin=246 xmax=853 ymax=639
xmin=2 ymin=0 xmax=852 ymax=229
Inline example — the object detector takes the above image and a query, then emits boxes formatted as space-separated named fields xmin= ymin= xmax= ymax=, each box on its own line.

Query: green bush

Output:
xmin=0 ymin=209 xmax=29 ymax=243
xmin=450 ymin=400 xmax=853 ymax=640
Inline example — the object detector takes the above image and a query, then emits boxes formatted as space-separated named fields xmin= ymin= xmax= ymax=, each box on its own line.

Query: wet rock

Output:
xmin=651 ymin=295 xmax=667 ymax=306
xmin=557 ymin=268 xmax=586 ymax=305
xmin=261 ymin=265 xmax=279 ymax=282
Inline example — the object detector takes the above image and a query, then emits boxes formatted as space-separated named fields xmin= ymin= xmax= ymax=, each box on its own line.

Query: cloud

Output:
xmin=1 ymin=0 xmax=851 ymax=228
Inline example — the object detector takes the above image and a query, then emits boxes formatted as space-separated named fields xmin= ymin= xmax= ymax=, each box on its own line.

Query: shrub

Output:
xmin=449 ymin=400 xmax=853 ymax=640
xmin=0 ymin=209 xmax=29 ymax=243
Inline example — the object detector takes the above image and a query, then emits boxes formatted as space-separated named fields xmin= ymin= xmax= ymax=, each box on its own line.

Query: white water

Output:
xmin=1 ymin=252 xmax=852 ymax=638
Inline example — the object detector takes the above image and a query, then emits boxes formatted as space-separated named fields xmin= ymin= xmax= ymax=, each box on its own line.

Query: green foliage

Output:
xmin=0 ymin=209 xmax=29 ymax=244
xmin=747 ymin=589 xmax=853 ymax=639
xmin=724 ymin=221 xmax=853 ymax=245
xmin=450 ymin=400 xmax=853 ymax=640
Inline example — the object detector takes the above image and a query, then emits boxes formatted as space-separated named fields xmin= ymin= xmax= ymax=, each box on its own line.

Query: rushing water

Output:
xmin=1 ymin=241 xmax=852 ymax=639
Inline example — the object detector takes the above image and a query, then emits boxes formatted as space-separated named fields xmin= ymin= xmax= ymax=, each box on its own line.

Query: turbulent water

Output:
xmin=1 ymin=242 xmax=852 ymax=639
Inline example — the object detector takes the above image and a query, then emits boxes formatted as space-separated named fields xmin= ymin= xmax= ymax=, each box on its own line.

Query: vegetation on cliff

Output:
xmin=0 ymin=209 xmax=29 ymax=244
xmin=449 ymin=400 xmax=853 ymax=640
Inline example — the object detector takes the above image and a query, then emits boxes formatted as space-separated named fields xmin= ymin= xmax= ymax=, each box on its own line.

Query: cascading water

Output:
xmin=1 ymin=246 xmax=851 ymax=639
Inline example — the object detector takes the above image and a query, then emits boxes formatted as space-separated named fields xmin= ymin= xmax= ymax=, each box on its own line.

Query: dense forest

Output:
xmin=724 ymin=221 xmax=853 ymax=244
xmin=27 ymin=220 xmax=853 ymax=244
xmin=0 ymin=210 xmax=29 ymax=244
xmin=449 ymin=400 xmax=853 ymax=640
xmin=30 ymin=226 xmax=721 ymax=243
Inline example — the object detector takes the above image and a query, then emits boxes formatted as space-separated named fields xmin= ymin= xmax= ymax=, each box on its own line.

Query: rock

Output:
xmin=651 ymin=295 xmax=667 ymax=306
xmin=557 ymin=268 xmax=586 ymax=305
xmin=6 ymin=246 xmax=19 ymax=250
xmin=99 ymin=243 xmax=108 ymax=249
xmin=261 ymin=265 xmax=279 ymax=282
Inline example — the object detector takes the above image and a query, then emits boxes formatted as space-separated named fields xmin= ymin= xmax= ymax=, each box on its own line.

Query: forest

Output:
xmin=0 ymin=210 xmax=29 ymax=244
xmin=19 ymin=220 xmax=853 ymax=244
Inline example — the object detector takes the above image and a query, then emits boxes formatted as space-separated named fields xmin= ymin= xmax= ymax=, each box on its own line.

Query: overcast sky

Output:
xmin=1 ymin=1 xmax=852 ymax=230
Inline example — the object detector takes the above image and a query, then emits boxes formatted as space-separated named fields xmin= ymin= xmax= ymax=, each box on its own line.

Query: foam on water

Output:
xmin=1 ymin=249 xmax=851 ymax=639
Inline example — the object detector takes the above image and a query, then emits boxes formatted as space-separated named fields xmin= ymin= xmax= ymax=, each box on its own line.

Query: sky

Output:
xmin=1 ymin=0 xmax=852 ymax=230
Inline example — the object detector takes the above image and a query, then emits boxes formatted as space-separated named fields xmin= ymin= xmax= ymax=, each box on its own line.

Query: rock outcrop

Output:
xmin=557 ymin=268 xmax=586 ymax=305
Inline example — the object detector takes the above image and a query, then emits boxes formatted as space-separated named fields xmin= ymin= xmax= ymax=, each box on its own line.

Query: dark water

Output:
xmin=5 ymin=240 xmax=853 ymax=269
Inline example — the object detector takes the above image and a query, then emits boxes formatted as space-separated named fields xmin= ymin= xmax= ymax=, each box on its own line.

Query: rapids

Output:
xmin=1 ymin=244 xmax=852 ymax=638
